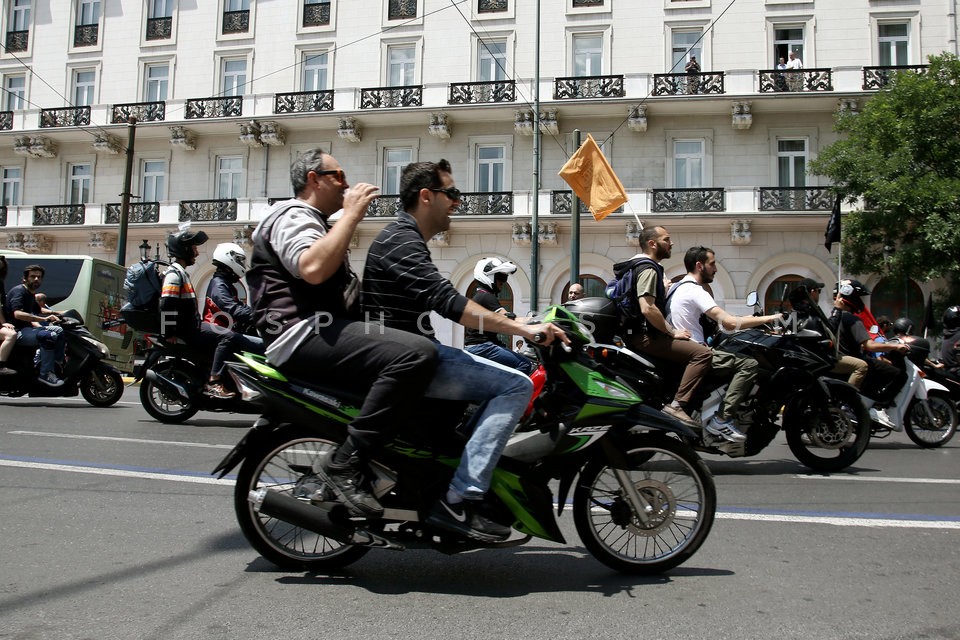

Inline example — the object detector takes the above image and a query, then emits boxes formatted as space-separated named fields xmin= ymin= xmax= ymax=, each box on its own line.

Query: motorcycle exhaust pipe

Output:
xmin=144 ymin=369 xmax=191 ymax=402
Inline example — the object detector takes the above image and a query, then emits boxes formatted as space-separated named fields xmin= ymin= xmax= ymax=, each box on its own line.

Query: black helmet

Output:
xmin=943 ymin=305 xmax=960 ymax=331
xmin=166 ymin=225 xmax=209 ymax=260
xmin=833 ymin=279 xmax=870 ymax=313
xmin=893 ymin=317 xmax=915 ymax=336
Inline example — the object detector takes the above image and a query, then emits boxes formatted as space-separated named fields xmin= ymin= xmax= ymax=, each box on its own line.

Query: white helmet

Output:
xmin=212 ymin=242 xmax=248 ymax=279
xmin=473 ymin=257 xmax=517 ymax=288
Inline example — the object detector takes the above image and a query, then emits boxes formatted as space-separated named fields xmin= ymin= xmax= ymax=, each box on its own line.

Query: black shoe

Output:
xmin=325 ymin=460 xmax=383 ymax=519
xmin=425 ymin=498 xmax=511 ymax=542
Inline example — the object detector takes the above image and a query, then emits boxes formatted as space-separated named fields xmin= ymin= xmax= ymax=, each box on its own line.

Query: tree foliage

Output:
xmin=810 ymin=53 xmax=960 ymax=299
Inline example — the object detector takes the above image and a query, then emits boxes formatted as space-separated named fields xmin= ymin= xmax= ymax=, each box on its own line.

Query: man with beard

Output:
xmin=666 ymin=246 xmax=781 ymax=442
xmin=6 ymin=264 xmax=65 ymax=386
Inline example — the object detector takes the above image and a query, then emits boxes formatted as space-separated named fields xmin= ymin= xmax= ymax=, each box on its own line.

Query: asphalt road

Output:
xmin=0 ymin=388 xmax=958 ymax=640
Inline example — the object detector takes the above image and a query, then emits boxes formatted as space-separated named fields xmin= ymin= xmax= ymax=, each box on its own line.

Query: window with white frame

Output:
xmin=4 ymin=75 xmax=25 ymax=110
xmin=1 ymin=167 xmax=22 ymax=205
xmin=226 ymin=0 xmax=250 ymax=10
xmin=478 ymin=40 xmax=507 ymax=82
xmin=69 ymin=163 xmax=92 ymax=204
xmin=673 ymin=140 xmax=704 ymax=188
xmin=774 ymin=26 xmax=804 ymax=66
xmin=383 ymin=147 xmax=413 ymax=194
xmin=573 ymin=34 xmax=602 ymax=76
xmin=878 ymin=23 xmax=909 ymax=67
xmin=10 ymin=0 xmax=31 ymax=31
xmin=144 ymin=63 xmax=169 ymax=102
xmin=141 ymin=159 xmax=167 ymax=202
xmin=302 ymin=52 xmax=329 ymax=91
xmin=221 ymin=58 xmax=247 ymax=96
xmin=148 ymin=0 xmax=174 ymax=18
xmin=387 ymin=45 xmax=415 ymax=86
xmin=217 ymin=156 xmax=243 ymax=198
xmin=78 ymin=0 xmax=100 ymax=25
xmin=476 ymin=145 xmax=505 ymax=192
xmin=777 ymin=139 xmax=807 ymax=187
xmin=671 ymin=30 xmax=702 ymax=72
xmin=73 ymin=69 xmax=96 ymax=106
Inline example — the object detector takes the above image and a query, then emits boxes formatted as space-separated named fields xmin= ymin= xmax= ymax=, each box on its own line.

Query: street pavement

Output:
xmin=0 ymin=387 xmax=958 ymax=640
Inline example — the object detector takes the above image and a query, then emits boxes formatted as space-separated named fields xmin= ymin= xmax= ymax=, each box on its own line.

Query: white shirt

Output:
xmin=786 ymin=57 xmax=803 ymax=70
xmin=666 ymin=276 xmax=719 ymax=345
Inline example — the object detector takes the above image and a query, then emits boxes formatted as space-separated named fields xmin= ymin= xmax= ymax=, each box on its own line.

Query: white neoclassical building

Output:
xmin=0 ymin=0 xmax=952 ymax=344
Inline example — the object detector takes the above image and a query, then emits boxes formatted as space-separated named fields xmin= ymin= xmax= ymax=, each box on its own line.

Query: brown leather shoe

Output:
xmin=662 ymin=403 xmax=699 ymax=427
xmin=203 ymin=382 xmax=236 ymax=399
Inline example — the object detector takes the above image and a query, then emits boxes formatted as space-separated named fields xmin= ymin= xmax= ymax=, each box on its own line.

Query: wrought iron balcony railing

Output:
xmin=303 ymin=2 xmax=331 ymax=27
xmin=5 ymin=30 xmax=28 ymax=52
xmin=105 ymin=202 xmax=161 ymax=224
xmin=653 ymin=72 xmax=725 ymax=96
xmin=554 ymin=75 xmax=625 ymax=100
xmin=360 ymin=85 xmax=423 ymax=109
xmin=758 ymin=68 xmax=833 ymax=93
xmin=185 ymin=96 xmax=242 ymax=119
xmin=74 ymin=23 xmax=98 ymax=47
xmin=572 ymin=0 xmax=604 ymax=5
xmin=758 ymin=187 xmax=834 ymax=212
xmin=453 ymin=192 xmax=513 ymax=216
xmin=551 ymin=190 xmax=623 ymax=215
xmin=862 ymin=65 xmax=928 ymax=90
xmin=652 ymin=188 xmax=725 ymax=213
xmin=478 ymin=0 xmax=509 ymax=12
xmin=448 ymin=80 xmax=515 ymax=104
xmin=367 ymin=196 xmax=403 ymax=218
xmin=0 ymin=205 xmax=6 ymax=227
xmin=40 ymin=106 xmax=91 ymax=128
xmin=274 ymin=90 xmax=334 ymax=114
xmin=222 ymin=10 xmax=249 ymax=34
xmin=146 ymin=16 xmax=172 ymax=40
xmin=111 ymin=101 xmax=166 ymax=123
xmin=34 ymin=204 xmax=85 ymax=226
xmin=388 ymin=0 xmax=417 ymax=20
xmin=0 ymin=111 xmax=12 ymax=130
xmin=179 ymin=199 xmax=238 ymax=222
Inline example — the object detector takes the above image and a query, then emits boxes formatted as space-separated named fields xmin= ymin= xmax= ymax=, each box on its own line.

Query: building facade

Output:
xmin=0 ymin=0 xmax=952 ymax=343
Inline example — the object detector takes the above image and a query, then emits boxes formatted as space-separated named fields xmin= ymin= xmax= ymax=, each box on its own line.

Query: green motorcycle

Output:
xmin=213 ymin=305 xmax=716 ymax=575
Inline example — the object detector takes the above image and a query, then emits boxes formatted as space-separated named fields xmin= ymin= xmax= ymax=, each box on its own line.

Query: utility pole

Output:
xmin=530 ymin=0 xmax=541 ymax=312
xmin=570 ymin=129 xmax=581 ymax=288
xmin=116 ymin=116 xmax=137 ymax=266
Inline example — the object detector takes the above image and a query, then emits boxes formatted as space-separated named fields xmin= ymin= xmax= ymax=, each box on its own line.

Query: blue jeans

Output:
xmin=17 ymin=325 xmax=65 ymax=377
xmin=426 ymin=346 xmax=533 ymax=500
xmin=464 ymin=341 xmax=535 ymax=375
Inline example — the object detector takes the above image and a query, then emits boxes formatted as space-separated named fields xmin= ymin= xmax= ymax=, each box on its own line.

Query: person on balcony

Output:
xmin=786 ymin=50 xmax=804 ymax=91
xmin=684 ymin=56 xmax=701 ymax=94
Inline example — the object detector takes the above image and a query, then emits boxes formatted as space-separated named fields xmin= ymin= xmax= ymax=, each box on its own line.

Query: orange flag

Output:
xmin=558 ymin=133 xmax=628 ymax=221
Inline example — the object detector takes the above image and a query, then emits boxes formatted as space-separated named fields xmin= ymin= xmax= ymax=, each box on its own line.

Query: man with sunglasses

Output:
xmin=362 ymin=159 xmax=569 ymax=542
xmin=246 ymin=149 xmax=439 ymax=519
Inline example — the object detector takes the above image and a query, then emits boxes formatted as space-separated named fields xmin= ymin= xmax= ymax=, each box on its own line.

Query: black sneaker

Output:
xmin=425 ymin=498 xmax=511 ymax=542
xmin=324 ymin=460 xmax=384 ymax=519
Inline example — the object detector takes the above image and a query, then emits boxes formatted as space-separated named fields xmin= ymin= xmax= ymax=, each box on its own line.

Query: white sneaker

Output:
xmin=37 ymin=372 xmax=64 ymax=388
xmin=870 ymin=407 xmax=897 ymax=429
xmin=705 ymin=415 xmax=747 ymax=443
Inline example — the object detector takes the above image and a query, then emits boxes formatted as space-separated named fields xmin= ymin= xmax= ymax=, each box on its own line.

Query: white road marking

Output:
xmin=9 ymin=430 xmax=233 ymax=449
xmin=0 ymin=459 xmax=234 ymax=485
xmin=796 ymin=474 xmax=960 ymax=485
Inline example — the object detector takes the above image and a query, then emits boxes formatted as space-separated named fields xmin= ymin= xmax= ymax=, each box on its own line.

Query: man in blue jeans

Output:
xmin=362 ymin=159 xmax=568 ymax=542
xmin=6 ymin=264 xmax=65 ymax=387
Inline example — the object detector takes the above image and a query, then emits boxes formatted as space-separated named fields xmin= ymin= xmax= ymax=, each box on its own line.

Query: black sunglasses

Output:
xmin=429 ymin=187 xmax=462 ymax=201
xmin=314 ymin=169 xmax=345 ymax=182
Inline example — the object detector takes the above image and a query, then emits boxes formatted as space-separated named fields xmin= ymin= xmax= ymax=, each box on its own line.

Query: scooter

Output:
xmin=0 ymin=310 xmax=124 ymax=407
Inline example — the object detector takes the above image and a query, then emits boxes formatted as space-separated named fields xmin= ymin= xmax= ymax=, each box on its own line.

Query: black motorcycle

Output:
xmin=564 ymin=291 xmax=872 ymax=472
xmin=0 ymin=310 xmax=124 ymax=407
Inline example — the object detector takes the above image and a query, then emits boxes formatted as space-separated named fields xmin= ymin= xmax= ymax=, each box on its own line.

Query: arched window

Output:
xmin=764 ymin=274 xmax=802 ymax=313
xmin=562 ymin=274 xmax=606 ymax=301
xmin=870 ymin=277 xmax=923 ymax=323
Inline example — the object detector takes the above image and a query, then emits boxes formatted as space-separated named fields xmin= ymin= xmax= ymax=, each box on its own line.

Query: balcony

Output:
xmin=74 ymin=23 xmax=98 ymax=47
xmin=388 ymin=0 xmax=417 ymax=20
xmin=758 ymin=187 xmax=834 ymax=212
xmin=862 ymin=65 xmax=928 ymax=91
xmin=367 ymin=196 xmax=403 ymax=218
xmin=553 ymin=75 xmax=625 ymax=100
xmin=360 ymin=85 xmax=423 ymax=109
xmin=653 ymin=72 xmax=725 ymax=96
xmin=146 ymin=16 xmax=172 ymax=40
xmin=179 ymin=199 xmax=238 ymax=222
xmin=34 ymin=205 xmax=85 ymax=226
xmin=758 ymin=68 xmax=833 ymax=93
xmin=551 ymin=190 xmax=622 ymax=215
xmin=5 ymin=30 xmax=28 ymax=52
xmin=454 ymin=192 xmax=514 ymax=216
xmin=448 ymin=80 xmax=515 ymax=104
xmin=652 ymin=188 xmax=725 ymax=213
xmin=111 ymin=101 xmax=166 ymax=123
xmin=222 ymin=10 xmax=249 ymax=34
xmin=303 ymin=1 xmax=331 ymax=27
xmin=185 ymin=96 xmax=242 ymax=119
xmin=275 ymin=90 xmax=334 ymax=114
xmin=0 ymin=111 xmax=12 ymax=131
xmin=40 ymin=106 xmax=91 ymax=128
xmin=105 ymin=203 xmax=161 ymax=224
xmin=478 ymin=0 xmax=508 ymax=12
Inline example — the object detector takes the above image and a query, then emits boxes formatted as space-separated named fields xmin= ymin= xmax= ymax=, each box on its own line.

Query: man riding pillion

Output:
xmin=362 ymin=159 xmax=568 ymax=542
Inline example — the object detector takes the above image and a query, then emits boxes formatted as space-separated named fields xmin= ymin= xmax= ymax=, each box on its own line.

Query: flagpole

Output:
xmin=529 ymin=0 xmax=541 ymax=313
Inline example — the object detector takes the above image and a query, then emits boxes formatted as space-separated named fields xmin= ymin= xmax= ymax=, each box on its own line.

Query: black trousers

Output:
xmin=860 ymin=357 xmax=908 ymax=404
xmin=279 ymin=317 xmax=438 ymax=456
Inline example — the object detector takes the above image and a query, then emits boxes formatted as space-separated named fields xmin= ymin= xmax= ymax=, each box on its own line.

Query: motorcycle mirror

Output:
xmin=746 ymin=291 xmax=759 ymax=307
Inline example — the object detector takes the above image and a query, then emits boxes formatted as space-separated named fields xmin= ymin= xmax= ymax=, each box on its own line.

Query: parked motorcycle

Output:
xmin=564 ymin=290 xmax=872 ymax=472
xmin=213 ymin=304 xmax=716 ymax=575
xmin=0 ymin=309 xmax=124 ymax=407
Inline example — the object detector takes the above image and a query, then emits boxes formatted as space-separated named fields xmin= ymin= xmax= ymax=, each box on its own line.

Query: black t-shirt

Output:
xmin=463 ymin=283 xmax=504 ymax=347
xmin=6 ymin=284 xmax=40 ymax=331
xmin=830 ymin=308 xmax=869 ymax=357
xmin=942 ymin=329 xmax=960 ymax=371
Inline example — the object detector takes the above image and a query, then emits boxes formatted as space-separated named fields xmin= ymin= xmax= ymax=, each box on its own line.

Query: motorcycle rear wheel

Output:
xmin=234 ymin=426 xmax=369 ymax=571
xmin=784 ymin=384 xmax=871 ymax=472
xmin=904 ymin=392 xmax=958 ymax=448
xmin=139 ymin=362 xmax=200 ymax=424
xmin=573 ymin=433 xmax=716 ymax=575
xmin=80 ymin=366 xmax=123 ymax=407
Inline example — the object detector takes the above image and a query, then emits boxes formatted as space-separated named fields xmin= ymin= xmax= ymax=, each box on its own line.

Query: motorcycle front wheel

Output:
xmin=139 ymin=362 xmax=200 ymax=424
xmin=573 ymin=433 xmax=716 ymax=575
xmin=784 ymin=383 xmax=871 ymax=472
xmin=234 ymin=426 xmax=369 ymax=571
xmin=904 ymin=391 xmax=958 ymax=448
xmin=80 ymin=366 xmax=123 ymax=407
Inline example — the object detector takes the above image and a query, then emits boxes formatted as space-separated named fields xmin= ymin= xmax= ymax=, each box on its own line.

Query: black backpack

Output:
xmin=123 ymin=260 xmax=166 ymax=312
